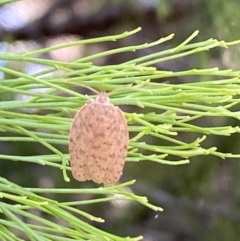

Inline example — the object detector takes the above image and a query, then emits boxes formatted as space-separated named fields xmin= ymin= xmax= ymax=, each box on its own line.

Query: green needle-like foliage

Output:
xmin=0 ymin=27 xmax=240 ymax=240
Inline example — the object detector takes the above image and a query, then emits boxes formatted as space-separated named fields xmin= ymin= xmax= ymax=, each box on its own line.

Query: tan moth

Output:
xmin=69 ymin=91 xmax=129 ymax=184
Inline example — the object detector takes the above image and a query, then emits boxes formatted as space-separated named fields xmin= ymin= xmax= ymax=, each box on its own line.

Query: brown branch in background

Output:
xmin=0 ymin=0 xmax=196 ymax=41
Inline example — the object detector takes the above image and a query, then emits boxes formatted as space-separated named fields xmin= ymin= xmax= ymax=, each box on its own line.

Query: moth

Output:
xmin=69 ymin=91 xmax=129 ymax=184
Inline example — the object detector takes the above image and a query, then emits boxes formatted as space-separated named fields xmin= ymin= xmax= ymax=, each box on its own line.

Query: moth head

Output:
xmin=95 ymin=92 xmax=110 ymax=104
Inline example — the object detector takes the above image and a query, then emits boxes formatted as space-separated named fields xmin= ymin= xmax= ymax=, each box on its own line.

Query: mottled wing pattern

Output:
xmin=83 ymin=103 xmax=128 ymax=184
xmin=102 ymin=106 xmax=129 ymax=184
xmin=69 ymin=104 xmax=91 ymax=181
xmin=69 ymin=95 xmax=129 ymax=184
xmin=82 ymin=103 xmax=114 ymax=183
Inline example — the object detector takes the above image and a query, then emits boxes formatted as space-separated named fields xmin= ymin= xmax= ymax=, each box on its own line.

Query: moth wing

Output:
xmin=84 ymin=104 xmax=115 ymax=183
xmin=103 ymin=106 xmax=129 ymax=184
xmin=69 ymin=101 xmax=129 ymax=185
xmin=69 ymin=104 xmax=92 ymax=181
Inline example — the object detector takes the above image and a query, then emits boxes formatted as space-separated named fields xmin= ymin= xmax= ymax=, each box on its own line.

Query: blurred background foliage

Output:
xmin=1 ymin=0 xmax=240 ymax=240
